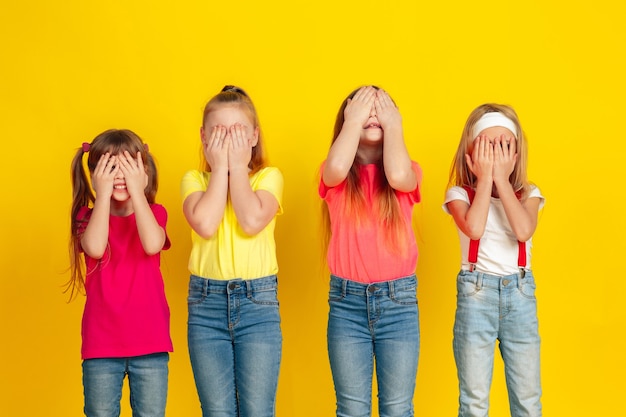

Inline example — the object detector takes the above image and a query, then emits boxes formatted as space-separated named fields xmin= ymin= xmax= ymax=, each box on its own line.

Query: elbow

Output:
xmin=239 ymin=222 xmax=263 ymax=236
xmin=514 ymin=229 xmax=534 ymax=243
xmin=238 ymin=216 xmax=268 ymax=236
xmin=191 ymin=221 xmax=219 ymax=240
xmin=144 ymin=246 xmax=162 ymax=256
xmin=386 ymin=169 xmax=417 ymax=193
xmin=83 ymin=247 xmax=105 ymax=260
xmin=464 ymin=225 xmax=485 ymax=241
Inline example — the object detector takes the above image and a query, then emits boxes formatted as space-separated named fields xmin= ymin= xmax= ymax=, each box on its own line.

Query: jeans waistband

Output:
xmin=458 ymin=269 xmax=533 ymax=289
xmin=190 ymin=274 xmax=278 ymax=295
xmin=330 ymin=274 xmax=417 ymax=296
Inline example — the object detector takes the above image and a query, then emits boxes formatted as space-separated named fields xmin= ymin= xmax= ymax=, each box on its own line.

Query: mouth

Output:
xmin=113 ymin=184 xmax=127 ymax=190
xmin=365 ymin=122 xmax=381 ymax=129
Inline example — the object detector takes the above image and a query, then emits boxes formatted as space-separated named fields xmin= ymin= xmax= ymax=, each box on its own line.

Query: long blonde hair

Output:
xmin=321 ymin=86 xmax=409 ymax=257
xmin=448 ymin=103 xmax=530 ymax=198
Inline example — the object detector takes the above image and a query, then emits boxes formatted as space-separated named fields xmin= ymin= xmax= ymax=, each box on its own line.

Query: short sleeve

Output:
xmin=151 ymin=204 xmax=171 ymax=250
xmin=181 ymin=170 xmax=208 ymax=202
xmin=76 ymin=206 xmax=92 ymax=235
xmin=442 ymin=186 xmax=470 ymax=214
xmin=407 ymin=161 xmax=422 ymax=203
xmin=255 ymin=167 xmax=285 ymax=215
xmin=528 ymin=185 xmax=545 ymax=210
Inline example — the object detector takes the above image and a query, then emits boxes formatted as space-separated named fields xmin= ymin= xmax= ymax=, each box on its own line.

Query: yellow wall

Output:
xmin=1 ymin=1 xmax=624 ymax=415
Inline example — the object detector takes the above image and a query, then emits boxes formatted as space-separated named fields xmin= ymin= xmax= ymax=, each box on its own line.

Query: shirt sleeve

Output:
xmin=180 ymin=170 xmax=207 ymax=202
xmin=256 ymin=167 xmax=285 ymax=215
xmin=407 ymin=161 xmax=422 ymax=203
xmin=442 ymin=186 xmax=470 ymax=214
xmin=528 ymin=185 xmax=545 ymax=210
xmin=151 ymin=204 xmax=171 ymax=250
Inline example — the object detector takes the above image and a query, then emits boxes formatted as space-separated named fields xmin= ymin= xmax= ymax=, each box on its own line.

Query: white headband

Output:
xmin=472 ymin=112 xmax=518 ymax=139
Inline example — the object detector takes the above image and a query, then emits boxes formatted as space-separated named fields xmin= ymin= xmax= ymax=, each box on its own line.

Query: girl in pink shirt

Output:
xmin=320 ymin=86 xmax=422 ymax=417
xmin=68 ymin=129 xmax=172 ymax=417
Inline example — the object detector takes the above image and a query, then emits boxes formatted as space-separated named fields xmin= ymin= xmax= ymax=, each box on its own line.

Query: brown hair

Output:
xmin=67 ymin=129 xmax=158 ymax=300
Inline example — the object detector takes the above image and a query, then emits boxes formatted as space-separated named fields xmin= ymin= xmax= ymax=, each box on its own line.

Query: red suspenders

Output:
xmin=462 ymin=186 xmax=526 ymax=272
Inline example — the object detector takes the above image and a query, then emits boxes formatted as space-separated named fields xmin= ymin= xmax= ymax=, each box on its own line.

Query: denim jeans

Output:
xmin=82 ymin=352 xmax=169 ymax=417
xmin=327 ymin=275 xmax=420 ymax=417
xmin=453 ymin=270 xmax=542 ymax=417
xmin=187 ymin=275 xmax=282 ymax=417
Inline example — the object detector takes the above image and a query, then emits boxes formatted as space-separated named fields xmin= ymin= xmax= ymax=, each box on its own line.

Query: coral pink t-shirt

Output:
xmin=319 ymin=162 xmax=422 ymax=283
xmin=78 ymin=204 xmax=173 ymax=359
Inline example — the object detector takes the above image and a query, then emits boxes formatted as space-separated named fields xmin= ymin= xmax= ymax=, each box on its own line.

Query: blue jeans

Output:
xmin=327 ymin=275 xmax=420 ymax=417
xmin=453 ymin=270 xmax=542 ymax=417
xmin=82 ymin=352 xmax=169 ymax=417
xmin=187 ymin=275 xmax=282 ymax=417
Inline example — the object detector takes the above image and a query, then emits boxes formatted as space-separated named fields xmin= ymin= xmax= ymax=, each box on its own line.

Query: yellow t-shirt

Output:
xmin=181 ymin=167 xmax=284 ymax=280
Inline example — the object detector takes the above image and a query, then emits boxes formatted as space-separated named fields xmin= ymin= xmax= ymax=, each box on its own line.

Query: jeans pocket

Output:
xmin=249 ymin=287 xmax=279 ymax=306
xmin=456 ymin=272 xmax=480 ymax=297
xmin=187 ymin=279 xmax=206 ymax=306
xmin=390 ymin=285 xmax=418 ymax=305
xmin=519 ymin=276 xmax=537 ymax=299
xmin=328 ymin=285 xmax=344 ymax=302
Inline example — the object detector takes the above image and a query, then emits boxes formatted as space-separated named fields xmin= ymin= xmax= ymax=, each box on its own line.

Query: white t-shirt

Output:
xmin=443 ymin=185 xmax=545 ymax=276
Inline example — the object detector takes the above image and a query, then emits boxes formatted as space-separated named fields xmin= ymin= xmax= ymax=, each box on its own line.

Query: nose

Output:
xmin=369 ymin=106 xmax=377 ymax=118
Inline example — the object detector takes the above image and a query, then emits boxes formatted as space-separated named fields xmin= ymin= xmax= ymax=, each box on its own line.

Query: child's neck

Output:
xmin=356 ymin=145 xmax=383 ymax=165
xmin=110 ymin=200 xmax=134 ymax=217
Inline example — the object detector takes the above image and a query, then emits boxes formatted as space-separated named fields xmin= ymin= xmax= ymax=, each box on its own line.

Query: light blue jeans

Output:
xmin=82 ymin=352 xmax=169 ymax=417
xmin=453 ymin=270 xmax=542 ymax=417
xmin=327 ymin=275 xmax=420 ymax=417
xmin=187 ymin=275 xmax=282 ymax=417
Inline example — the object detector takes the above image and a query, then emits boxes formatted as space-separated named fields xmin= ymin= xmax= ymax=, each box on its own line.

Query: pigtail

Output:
xmin=66 ymin=147 xmax=94 ymax=300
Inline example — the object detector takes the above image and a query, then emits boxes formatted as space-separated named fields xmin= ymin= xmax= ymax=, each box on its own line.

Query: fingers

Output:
xmin=207 ymin=126 xmax=228 ymax=149
xmin=345 ymin=86 xmax=377 ymax=123
xmin=375 ymin=89 xmax=394 ymax=109
xmin=96 ymin=153 xmax=119 ymax=177
xmin=352 ymin=86 xmax=377 ymax=104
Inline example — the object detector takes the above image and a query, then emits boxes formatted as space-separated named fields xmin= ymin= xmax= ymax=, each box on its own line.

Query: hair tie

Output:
xmin=472 ymin=112 xmax=518 ymax=139
xmin=82 ymin=142 xmax=91 ymax=152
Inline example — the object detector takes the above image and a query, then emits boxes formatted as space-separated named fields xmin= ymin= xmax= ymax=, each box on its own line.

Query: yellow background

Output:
xmin=1 ymin=0 xmax=624 ymax=415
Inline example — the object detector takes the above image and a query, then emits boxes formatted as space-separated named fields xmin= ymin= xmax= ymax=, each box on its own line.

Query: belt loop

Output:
xmin=341 ymin=278 xmax=347 ymax=297
xmin=246 ymin=279 xmax=253 ymax=298
xmin=202 ymin=278 xmax=208 ymax=297
xmin=476 ymin=272 xmax=483 ymax=290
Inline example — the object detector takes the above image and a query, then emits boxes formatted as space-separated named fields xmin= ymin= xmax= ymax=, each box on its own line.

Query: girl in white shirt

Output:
xmin=444 ymin=104 xmax=544 ymax=417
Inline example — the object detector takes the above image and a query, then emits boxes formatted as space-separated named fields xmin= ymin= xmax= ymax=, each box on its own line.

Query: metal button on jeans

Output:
xmin=502 ymin=279 xmax=511 ymax=286
xmin=228 ymin=283 xmax=237 ymax=290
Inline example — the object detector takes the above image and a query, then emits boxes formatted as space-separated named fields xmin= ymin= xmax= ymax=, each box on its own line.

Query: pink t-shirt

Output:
xmin=78 ymin=204 xmax=173 ymax=359
xmin=319 ymin=162 xmax=422 ymax=283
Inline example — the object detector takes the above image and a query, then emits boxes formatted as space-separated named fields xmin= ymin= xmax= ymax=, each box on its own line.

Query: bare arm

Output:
xmin=183 ymin=126 xmax=229 ymax=239
xmin=448 ymin=136 xmax=494 ymax=239
xmin=118 ymin=151 xmax=166 ymax=255
xmin=81 ymin=153 xmax=116 ymax=258
xmin=322 ymin=86 xmax=377 ymax=187
xmin=376 ymin=90 xmax=417 ymax=192
xmin=493 ymin=135 xmax=539 ymax=241
xmin=228 ymin=124 xmax=279 ymax=235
